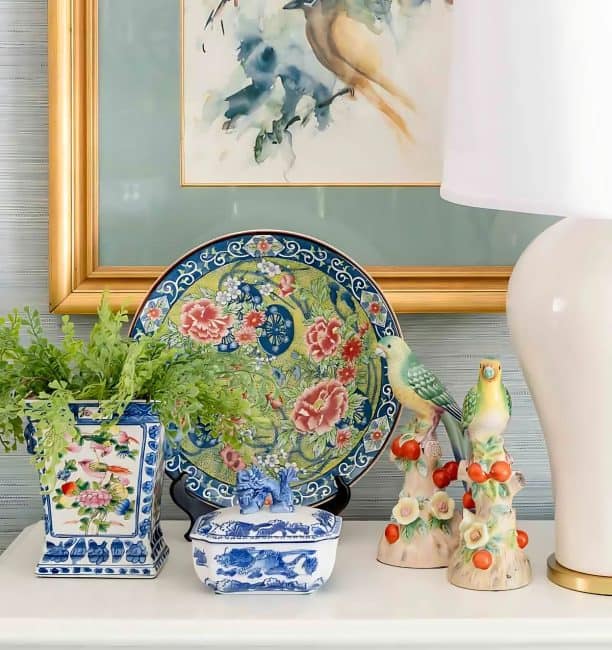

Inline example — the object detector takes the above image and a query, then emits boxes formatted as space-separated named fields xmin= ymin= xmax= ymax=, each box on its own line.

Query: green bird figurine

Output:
xmin=462 ymin=359 xmax=512 ymax=441
xmin=376 ymin=336 xmax=470 ymax=462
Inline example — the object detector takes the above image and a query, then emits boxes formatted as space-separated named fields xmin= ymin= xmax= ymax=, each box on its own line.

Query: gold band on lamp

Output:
xmin=547 ymin=555 xmax=612 ymax=596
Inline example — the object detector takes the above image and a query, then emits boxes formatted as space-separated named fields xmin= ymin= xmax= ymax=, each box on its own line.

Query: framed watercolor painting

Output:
xmin=181 ymin=0 xmax=452 ymax=186
xmin=47 ymin=0 xmax=557 ymax=315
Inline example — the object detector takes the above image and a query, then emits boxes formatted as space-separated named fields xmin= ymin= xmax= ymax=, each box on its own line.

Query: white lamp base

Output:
xmin=507 ymin=217 xmax=612 ymax=583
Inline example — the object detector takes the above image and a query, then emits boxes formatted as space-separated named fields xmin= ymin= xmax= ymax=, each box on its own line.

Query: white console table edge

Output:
xmin=0 ymin=520 xmax=609 ymax=650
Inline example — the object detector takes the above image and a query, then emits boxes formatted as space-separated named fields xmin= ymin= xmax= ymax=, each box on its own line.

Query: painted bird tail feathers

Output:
xmin=353 ymin=78 xmax=414 ymax=141
xmin=441 ymin=412 xmax=471 ymax=463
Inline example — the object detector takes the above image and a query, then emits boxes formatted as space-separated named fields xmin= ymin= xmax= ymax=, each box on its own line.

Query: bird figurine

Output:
xmin=462 ymin=359 xmax=512 ymax=441
xmin=376 ymin=335 xmax=470 ymax=462
xmin=448 ymin=359 xmax=530 ymax=591
xmin=284 ymin=0 xmax=415 ymax=139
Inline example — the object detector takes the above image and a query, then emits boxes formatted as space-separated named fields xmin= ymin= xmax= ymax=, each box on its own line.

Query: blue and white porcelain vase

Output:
xmin=190 ymin=466 xmax=342 ymax=594
xmin=25 ymin=402 xmax=169 ymax=578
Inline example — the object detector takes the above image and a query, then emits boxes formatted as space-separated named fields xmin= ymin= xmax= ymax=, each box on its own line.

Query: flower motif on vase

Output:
xmin=131 ymin=232 xmax=402 ymax=508
xmin=50 ymin=425 xmax=141 ymax=536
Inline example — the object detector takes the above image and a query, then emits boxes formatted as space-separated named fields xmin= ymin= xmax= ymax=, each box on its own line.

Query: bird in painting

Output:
xmin=376 ymin=336 xmax=470 ymax=462
xmin=462 ymin=359 xmax=512 ymax=441
xmin=283 ymin=0 xmax=416 ymax=139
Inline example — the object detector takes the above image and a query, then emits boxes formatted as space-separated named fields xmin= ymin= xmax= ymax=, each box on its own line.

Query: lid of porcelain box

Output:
xmin=191 ymin=506 xmax=342 ymax=544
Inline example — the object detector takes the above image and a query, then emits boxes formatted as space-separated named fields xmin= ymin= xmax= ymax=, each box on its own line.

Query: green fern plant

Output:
xmin=0 ymin=297 xmax=258 ymax=490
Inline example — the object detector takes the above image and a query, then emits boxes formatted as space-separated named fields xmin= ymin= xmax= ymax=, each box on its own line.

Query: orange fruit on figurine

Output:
xmin=472 ymin=549 xmax=493 ymax=570
xmin=462 ymin=490 xmax=476 ymax=510
xmin=443 ymin=461 xmax=459 ymax=481
xmin=390 ymin=436 xmax=403 ymax=457
xmin=516 ymin=529 xmax=529 ymax=549
xmin=432 ymin=468 xmax=451 ymax=489
xmin=467 ymin=462 xmax=488 ymax=483
xmin=385 ymin=523 xmax=400 ymax=544
xmin=489 ymin=460 xmax=512 ymax=483
xmin=400 ymin=439 xmax=421 ymax=461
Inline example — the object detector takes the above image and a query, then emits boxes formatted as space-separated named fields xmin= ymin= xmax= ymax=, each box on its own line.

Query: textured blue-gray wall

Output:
xmin=0 ymin=0 xmax=552 ymax=553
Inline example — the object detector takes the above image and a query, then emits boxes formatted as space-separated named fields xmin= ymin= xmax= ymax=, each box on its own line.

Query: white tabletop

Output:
xmin=0 ymin=520 xmax=609 ymax=650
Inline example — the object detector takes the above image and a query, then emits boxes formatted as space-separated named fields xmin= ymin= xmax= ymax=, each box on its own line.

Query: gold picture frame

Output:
xmin=48 ymin=0 xmax=510 ymax=315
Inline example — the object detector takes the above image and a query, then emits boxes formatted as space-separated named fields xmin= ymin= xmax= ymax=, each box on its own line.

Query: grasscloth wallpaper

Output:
xmin=0 ymin=0 xmax=552 ymax=553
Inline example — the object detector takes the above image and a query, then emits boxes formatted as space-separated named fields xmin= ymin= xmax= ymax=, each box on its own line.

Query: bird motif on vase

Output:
xmin=78 ymin=460 xmax=131 ymax=481
xmin=376 ymin=335 xmax=470 ymax=462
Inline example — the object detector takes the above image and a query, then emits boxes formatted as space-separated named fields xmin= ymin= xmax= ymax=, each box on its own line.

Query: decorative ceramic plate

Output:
xmin=130 ymin=231 xmax=401 ymax=508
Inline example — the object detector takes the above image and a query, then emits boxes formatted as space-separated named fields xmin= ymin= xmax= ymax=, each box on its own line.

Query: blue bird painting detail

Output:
xmin=182 ymin=0 xmax=454 ymax=184
xmin=215 ymin=546 xmax=318 ymax=580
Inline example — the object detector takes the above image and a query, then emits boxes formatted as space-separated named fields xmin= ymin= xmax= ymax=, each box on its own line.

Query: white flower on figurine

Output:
xmin=392 ymin=496 xmax=420 ymax=525
xmin=430 ymin=492 xmax=455 ymax=520
xmin=462 ymin=516 xmax=490 ymax=549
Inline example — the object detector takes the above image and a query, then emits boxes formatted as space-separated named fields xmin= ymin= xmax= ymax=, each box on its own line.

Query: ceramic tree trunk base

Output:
xmin=448 ymin=359 xmax=531 ymax=591
xmin=377 ymin=419 xmax=460 ymax=568
xmin=25 ymin=402 xmax=169 ymax=578
xmin=448 ymin=472 xmax=531 ymax=590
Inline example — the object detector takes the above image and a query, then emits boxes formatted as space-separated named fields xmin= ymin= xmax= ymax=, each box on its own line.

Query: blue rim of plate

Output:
xmin=129 ymin=230 xmax=402 ymax=509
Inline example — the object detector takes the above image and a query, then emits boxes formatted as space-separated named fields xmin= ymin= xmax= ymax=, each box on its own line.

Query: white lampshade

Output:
xmin=441 ymin=0 xmax=612 ymax=220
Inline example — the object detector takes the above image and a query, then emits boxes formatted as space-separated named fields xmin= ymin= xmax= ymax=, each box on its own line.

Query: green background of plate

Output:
xmin=98 ymin=0 xmax=558 ymax=269
xmin=157 ymin=255 xmax=386 ymax=490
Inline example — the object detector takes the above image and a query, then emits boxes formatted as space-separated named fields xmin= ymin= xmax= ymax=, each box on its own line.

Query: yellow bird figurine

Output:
xmin=462 ymin=359 xmax=512 ymax=440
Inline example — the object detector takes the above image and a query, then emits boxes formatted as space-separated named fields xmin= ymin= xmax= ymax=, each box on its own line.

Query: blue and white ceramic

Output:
xmin=190 ymin=506 xmax=342 ymax=594
xmin=130 ymin=230 xmax=402 ymax=510
xmin=25 ymin=402 xmax=169 ymax=578
xmin=236 ymin=465 xmax=297 ymax=514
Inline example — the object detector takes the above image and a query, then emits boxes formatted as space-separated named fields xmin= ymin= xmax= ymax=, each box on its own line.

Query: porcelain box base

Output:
xmin=191 ymin=507 xmax=342 ymax=594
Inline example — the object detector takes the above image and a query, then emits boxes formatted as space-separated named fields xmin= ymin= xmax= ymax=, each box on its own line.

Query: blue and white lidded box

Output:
xmin=190 ymin=500 xmax=341 ymax=594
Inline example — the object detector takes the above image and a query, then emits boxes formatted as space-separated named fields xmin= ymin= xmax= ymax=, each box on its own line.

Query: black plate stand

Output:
xmin=169 ymin=473 xmax=352 ymax=541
